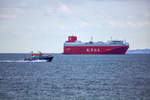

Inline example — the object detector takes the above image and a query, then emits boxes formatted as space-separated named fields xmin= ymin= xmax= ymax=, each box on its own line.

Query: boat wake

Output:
xmin=0 ymin=60 xmax=47 ymax=63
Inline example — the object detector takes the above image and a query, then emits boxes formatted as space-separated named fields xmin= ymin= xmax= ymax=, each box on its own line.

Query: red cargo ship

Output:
xmin=64 ymin=36 xmax=129 ymax=54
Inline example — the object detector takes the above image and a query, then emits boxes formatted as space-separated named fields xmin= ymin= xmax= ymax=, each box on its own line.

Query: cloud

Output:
xmin=109 ymin=20 xmax=150 ymax=28
xmin=144 ymin=22 xmax=150 ymax=26
xmin=80 ymin=22 xmax=89 ymax=28
xmin=0 ymin=8 xmax=24 ymax=19
xmin=109 ymin=21 xmax=126 ymax=28
xmin=19 ymin=2 xmax=30 ymax=8
xmin=43 ymin=2 xmax=72 ymax=16
xmin=127 ymin=16 xmax=134 ymax=19
xmin=144 ymin=12 xmax=150 ymax=18
xmin=0 ymin=14 xmax=16 ymax=19
xmin=57 ymin=3 xmax=71 ymax=15
xmin=127 ymin=21 xmax=150 ymax=28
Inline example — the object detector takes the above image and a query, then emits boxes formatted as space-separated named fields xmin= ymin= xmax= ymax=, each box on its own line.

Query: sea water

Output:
xmin=0 ymin=53 xmax=150 ymax=100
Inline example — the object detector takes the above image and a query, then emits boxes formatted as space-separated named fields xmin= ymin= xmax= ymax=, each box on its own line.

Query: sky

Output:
xmin=0 ymin=0 xmax=150 ymax=53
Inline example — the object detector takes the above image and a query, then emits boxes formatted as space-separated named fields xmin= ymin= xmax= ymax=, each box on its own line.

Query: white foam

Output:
xmin=0 ymin=60 xmax=47 ymax=62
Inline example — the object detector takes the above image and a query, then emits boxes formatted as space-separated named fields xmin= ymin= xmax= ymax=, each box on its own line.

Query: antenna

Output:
xmin=124 ymin=39 xmax=126 ymax=43
xmin=91 ymin=36 xmax=93 ymax=41
xmin=110 ymin=36 xmax=112 ymax=40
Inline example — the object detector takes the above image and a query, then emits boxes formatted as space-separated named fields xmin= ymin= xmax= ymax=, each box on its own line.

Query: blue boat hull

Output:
xmin=24 ymin=56 xmax=53 ymax=62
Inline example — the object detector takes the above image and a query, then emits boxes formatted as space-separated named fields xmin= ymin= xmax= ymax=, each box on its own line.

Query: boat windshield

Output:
xmin=31 ymin=51 xmax=44 ymax=57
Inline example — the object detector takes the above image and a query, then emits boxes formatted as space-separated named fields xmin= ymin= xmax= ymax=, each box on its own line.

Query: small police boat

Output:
xmin=24 ymin=51 xmax=53 ymax=62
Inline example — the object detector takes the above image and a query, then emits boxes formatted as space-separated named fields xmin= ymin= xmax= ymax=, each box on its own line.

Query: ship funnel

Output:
xmin=67 ymin=36 xmax=77 ymax=42
xmin=89 ymin=36 xmax=93 ymax=43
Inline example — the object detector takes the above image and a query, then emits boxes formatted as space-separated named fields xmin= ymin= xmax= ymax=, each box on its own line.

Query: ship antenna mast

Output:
xmin=110 ymin=36 xmax=112 ymax=40
xmin=91 ymin=36 xmax=93 ymax=42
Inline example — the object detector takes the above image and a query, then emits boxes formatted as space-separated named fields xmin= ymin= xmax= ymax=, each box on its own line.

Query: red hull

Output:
xmin=64 ymin=46 xmax=129 ymax=54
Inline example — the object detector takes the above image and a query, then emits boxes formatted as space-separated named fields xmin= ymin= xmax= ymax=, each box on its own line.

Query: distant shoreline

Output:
xmin=127 ymin=49 xmax=150 ymax=54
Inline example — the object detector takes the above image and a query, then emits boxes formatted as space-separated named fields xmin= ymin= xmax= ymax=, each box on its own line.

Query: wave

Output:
xmin=0 ymin=60 xmax=47 ymax=62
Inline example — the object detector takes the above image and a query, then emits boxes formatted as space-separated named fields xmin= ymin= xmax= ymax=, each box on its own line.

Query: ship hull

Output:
xmin=64 ymin=46 xmax=129 ymax=54
xmin=24 ymin=56 xmax=53 ymax=62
